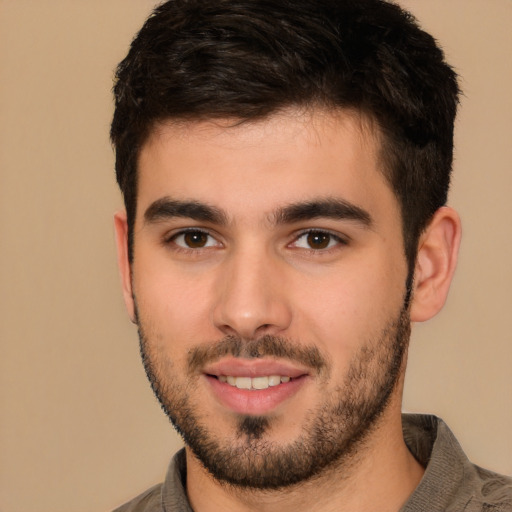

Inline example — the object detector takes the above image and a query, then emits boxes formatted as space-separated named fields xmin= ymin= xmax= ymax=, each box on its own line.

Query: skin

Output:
xmin=115 ymin=108 xmax=461 ymax=512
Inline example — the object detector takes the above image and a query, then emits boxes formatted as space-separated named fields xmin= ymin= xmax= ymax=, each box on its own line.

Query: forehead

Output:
xmin=144 ymin=108 xmax=380 ymax=159
xmin=136 ymin=108 xmax=397 ymax=223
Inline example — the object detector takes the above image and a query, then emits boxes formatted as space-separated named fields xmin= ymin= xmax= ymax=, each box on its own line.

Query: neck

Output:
xmin=185 ymin=403 xmax=424 ymax=512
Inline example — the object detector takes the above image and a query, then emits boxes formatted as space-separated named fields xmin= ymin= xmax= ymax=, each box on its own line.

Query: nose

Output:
xmin=212 ymin=246 xmax=293 ymax=340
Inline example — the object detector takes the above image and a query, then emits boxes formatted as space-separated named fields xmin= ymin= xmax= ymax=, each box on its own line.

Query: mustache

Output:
xmin=187 ymin=334 xmax=329 ymax=375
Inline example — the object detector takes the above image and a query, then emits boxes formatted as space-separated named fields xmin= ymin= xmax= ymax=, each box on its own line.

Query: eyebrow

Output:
xmin=272 ymin=198 xmax=373 ymax=228
xmin=143 ymin=196 xmax=372 ymax=228
xmin=144 ymin=197 xmax=228 ymax=225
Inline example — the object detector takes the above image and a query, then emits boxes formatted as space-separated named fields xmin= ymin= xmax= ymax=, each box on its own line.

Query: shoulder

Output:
xmin=401 ymin=414 xmax=512 ymax=512
xmin=112 ymin=448 xmax=190 ymax=512
xmin=112 ymin=483 xmax=163 ymax=512
xmin=469 ymin=465 xmax=512 ymax=511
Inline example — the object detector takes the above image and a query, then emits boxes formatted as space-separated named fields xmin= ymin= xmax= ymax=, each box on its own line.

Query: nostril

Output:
xmin=212 ymin=288 xmax=293 ymax=340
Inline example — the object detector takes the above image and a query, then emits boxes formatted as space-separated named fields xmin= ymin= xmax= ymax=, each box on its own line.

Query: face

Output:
xmin=121 ymin=110 xmax=412 ymax=488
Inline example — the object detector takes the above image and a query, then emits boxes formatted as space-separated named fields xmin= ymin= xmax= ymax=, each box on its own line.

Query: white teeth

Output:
xmin=268 ymin=375 xmax=281 ymax=386
xmin=218 ymin=375 xmax=292 ymax=390
xmin=235 ymin=377 xmax=252 ymax=390
xmin=252 ymin=376 xmax=269 ymax=390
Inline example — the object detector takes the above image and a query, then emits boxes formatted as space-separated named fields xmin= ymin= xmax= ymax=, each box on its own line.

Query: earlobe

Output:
xmin=410 ymin=206 xmax=462 ymax=322
xmin=113 ymin=211 xmax=136 ymax=323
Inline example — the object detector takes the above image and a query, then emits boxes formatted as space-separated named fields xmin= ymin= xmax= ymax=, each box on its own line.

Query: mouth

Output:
xmin=214 ymin=374 xmax=292 ymax=390
xmin=202 ymin=359 xmax=310 ymax=415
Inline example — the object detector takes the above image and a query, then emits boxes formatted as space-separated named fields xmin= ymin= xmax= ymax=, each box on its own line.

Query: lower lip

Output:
xmin=205 ymin=375 xmax=307 ymax=415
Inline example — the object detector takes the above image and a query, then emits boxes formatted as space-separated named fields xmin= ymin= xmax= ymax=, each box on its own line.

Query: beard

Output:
xmin=136 ymin=302 xmax=410 ymax=490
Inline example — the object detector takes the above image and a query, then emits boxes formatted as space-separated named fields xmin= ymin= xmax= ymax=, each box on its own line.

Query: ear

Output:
xmin=114 ymin=211 xmax=136 ymax=323
xmin=410 ymin=206 xmax=462 ymax=322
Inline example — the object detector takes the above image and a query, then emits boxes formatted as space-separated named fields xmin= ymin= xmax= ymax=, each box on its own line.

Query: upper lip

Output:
xmin=203 ymin=357 xmax=310 ymax=378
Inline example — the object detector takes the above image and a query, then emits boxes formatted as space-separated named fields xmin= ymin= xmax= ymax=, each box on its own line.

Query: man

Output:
xmin=110 ymin=0 xmax=512 ymax=510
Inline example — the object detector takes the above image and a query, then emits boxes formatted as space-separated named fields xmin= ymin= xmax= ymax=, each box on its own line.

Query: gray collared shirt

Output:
xmin=113 ymin=414 xmax=512 ymax=511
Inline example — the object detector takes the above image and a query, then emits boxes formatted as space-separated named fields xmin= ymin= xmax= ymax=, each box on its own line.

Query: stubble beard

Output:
xmin=137 ymin=303 xmax=410 ymax=490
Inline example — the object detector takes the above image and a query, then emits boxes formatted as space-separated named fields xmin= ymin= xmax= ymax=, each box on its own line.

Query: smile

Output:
xmin=202 ymin=357 xmax=310 ymax=414
xmin=218 ymin=375 xmax=291 ymax=390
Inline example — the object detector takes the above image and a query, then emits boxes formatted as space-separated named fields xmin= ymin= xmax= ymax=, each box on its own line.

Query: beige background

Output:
xmin=0 ymin=1 xmax=511 ymax=511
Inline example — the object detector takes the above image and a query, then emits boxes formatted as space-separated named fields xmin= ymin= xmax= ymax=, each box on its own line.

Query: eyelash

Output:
xmin=162 ymin=228 xmax=349 ymax=256
xmin=290 ymin=229 xmax=349 ymax=252
xmin=164 ymin=228 xmax=221 ymax=253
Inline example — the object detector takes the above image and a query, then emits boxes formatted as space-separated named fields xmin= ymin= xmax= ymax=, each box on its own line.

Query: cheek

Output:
xmin=132 ymin=258 xmax=216 ymax=344
xmin=291 ymin=257 xmax=405 ymax=355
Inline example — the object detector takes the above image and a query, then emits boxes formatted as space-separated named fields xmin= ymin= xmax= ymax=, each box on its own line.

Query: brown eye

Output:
xmin=183 ymin=231 xmax=209 ymax=248
xmin=171 ymin=230 xmax=219 ymax=250
xmin=291 ymin=230 xmax=345 ymax=251
xmin=306 ymin=231 xmax=331 ymax=249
